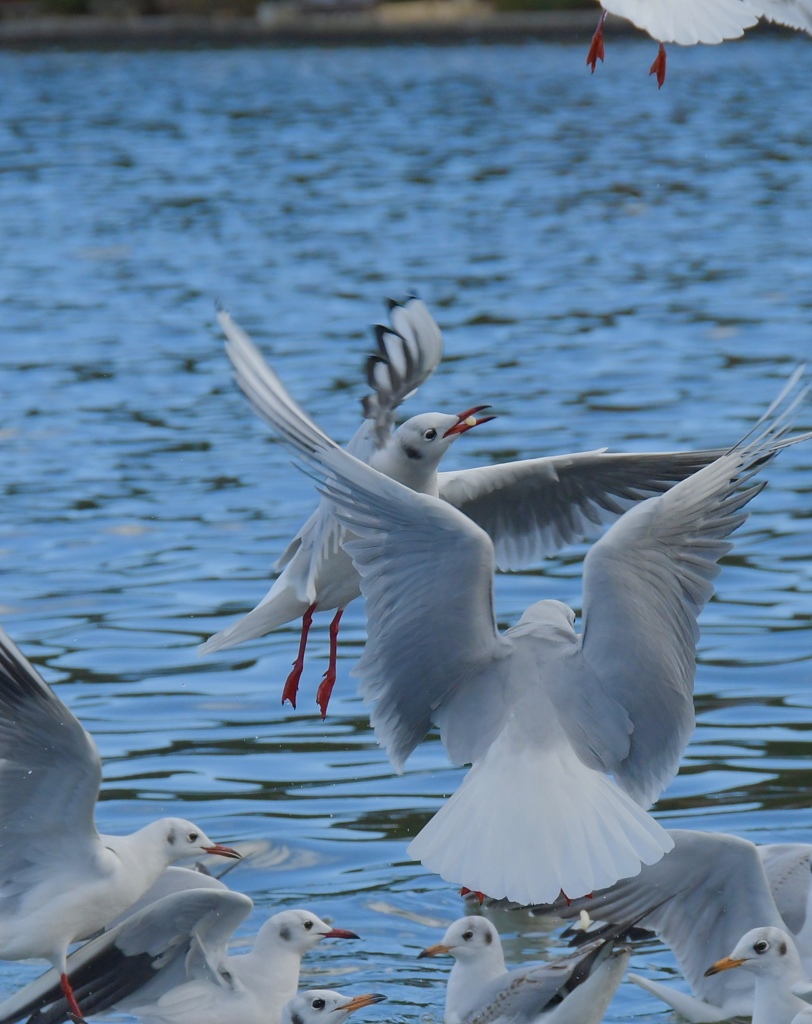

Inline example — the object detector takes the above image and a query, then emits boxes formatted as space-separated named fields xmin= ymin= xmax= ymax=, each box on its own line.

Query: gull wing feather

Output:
xmin=757 ymin=0 xmax=812 ymax=31
xmin=220 ymin=311 xmax=510 ymax=770
xmin=600 ymin=0 xmax=759 ymax=44
xmin=550 ymin=371 xmax=810 ymax=807
xmin=361 ymin=297 xmax=443 ymax=451
xmin=438 ymin=448 xmax=723 ymax=570
xmin=758 ymin=845 xmax=812 ymax=937
xmin=535 ymin=830 xmax=782 ymax=1011
xmin=0 ymin=628 xmax=102 ymax=890
xmin=5 ymin=890 xmax=252 ymax=1024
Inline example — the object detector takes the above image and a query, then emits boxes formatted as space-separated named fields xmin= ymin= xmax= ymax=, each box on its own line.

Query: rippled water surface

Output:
xmin=1 ymin=36 xmax=811 ymax=1022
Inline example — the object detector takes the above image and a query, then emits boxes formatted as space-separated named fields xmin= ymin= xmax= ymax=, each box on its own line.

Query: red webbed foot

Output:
xmin=586 ymin=10 xmax=607 ymax=73
xmin=649 ymin=42 xmax=667 ymax=88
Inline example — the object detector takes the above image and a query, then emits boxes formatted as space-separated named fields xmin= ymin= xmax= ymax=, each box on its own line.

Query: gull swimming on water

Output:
xmin=0 ymin=886 xmax=360 ymax=1024
xmin=418 ymin=916 xmax=630 ymax=1024
xmin=0 ymin=626 xmax=240 ymax=1020
xmin=204 ymin=300 xmax=722 ymax=716
xmin=704 ymin=926 xmax=809 ymax=1024
xmin=529 ymin=829 xmax=812 ymax=1021
xmin=217 ymin=318 xmax=811 ymax=905
xmin=280 ymin=991 xmax=387 ymax=1024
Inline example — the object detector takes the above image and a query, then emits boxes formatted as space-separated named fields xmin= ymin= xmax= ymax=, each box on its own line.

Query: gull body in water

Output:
xmin=418 ymin=916 xmax=630 ymax=1024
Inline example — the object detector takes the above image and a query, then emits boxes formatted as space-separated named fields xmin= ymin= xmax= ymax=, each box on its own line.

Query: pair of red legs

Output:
xmin=586 ymin=10 xmax=667 ymax=89
xmin=281 ymin=605 xmax=344 ymax=718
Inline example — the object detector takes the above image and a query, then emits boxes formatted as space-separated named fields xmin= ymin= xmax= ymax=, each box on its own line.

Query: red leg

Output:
xmin=586 ymin=9 xmax=607 ymax=74
xmin=315 ymin=609 xmax=344 ymax=719
xmin=60 ymin=973 xmax=83 ymax=1019
xmin=460 ymin=887 xmax=486 ymax=904
xmin=282 ymin=604 xmax=316 ymax=709
xmin=649 ymin=42 xmax=667 ymax=88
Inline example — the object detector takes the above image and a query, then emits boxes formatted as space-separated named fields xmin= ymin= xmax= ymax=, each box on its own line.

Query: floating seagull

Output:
xmin=0 ymin=887 xmax=360 ymax=1024
xmin=705 ymin=926 xmax=808 ymax=1024
xmin=588 ymin=0 xmax=812 ymax=87
xmin=280 ymin=991 xmax=387 ymax=1024
xmin=220 ymin=318 xmax=811 ymax=904
xmin=0 ymin=627 xmax=240 ymax=1021
xmin=418 ymin=916 xmax=630 ymax=1024
xmin=528 ymin=829 xmax=812 ymax=1021
xmin=205 ymin=301 xmax=723 ymax=716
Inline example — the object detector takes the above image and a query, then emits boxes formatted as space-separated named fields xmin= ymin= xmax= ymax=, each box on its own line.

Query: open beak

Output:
xmin=443 ymin=405 xmax=496 ymax=438
xmin=335 ymin=994 xmax=387 ymax=1014
xmin=202 ymin=844 xmax=242 ymax=860
xmin=704 ymin=956 xmax=747 ymax=977
xmin=322 ymin=927 xmax=361 ymax=940
xmin=418 ymin=942 xmax=453 ymax=959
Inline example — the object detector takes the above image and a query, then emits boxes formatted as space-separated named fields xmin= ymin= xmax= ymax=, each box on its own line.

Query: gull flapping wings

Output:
xmin=757 ymin=0 xmax=812 ymax=30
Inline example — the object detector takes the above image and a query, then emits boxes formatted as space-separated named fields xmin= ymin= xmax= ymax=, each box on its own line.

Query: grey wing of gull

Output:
xmin=463 ymin=937 xmax=616 ymax=1024
xmin=758 ymin=0 xmax=812 ymax=30
xmin=758 ymin=845 xmax=812 ymax=937
xmin=361 ymin=297 xmax=443 ymax=451
xmin=532 ymin=830 xmax=785 ymax=1008
xmin=551 ymin=371 xmax=811 ymax=808
xmin=102 ymin=866 xmax=228 ymax=932
xmin=1 ymin=890 xmax=252 ymax=1024
xmin=220 ymin=309 xmax=511 ymax=771
xmin=0 ymin=627 xmax=102 ymax=891
xmin=438 ymin=448 xmax=724 ymax=571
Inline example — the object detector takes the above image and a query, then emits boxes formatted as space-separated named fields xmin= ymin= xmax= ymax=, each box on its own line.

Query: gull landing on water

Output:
xmin=587 ymin=0 xmax=812 ymax=88
xmin=0 ymin=627 xmax=240 ymax=1022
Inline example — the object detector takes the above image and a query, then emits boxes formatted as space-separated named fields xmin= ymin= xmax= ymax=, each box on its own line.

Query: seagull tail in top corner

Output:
xmin=408 ymin=730 xmax=673 ymax=908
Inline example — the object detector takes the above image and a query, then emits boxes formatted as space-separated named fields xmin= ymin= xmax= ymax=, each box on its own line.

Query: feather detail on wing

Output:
xmin=600 ymin=0 xmax=759 ymax=44
xmin=361 ymin=298 xmax=443 ymax=449
xmin=438 ymin=448 xmax=723 ymax=570
xmin=551 ymin=368 xmax=811 ymax=808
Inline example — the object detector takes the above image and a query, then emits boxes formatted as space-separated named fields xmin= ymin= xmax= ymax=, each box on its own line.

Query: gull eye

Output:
xmin=424 ymin=428 xmax=437 ymax=440
xmin=753 ymin=940 xmax=769 ymax=954
xmin=187 ymin=831 xmax=198 ymax=843
xmin=312 ymin=999 xmax=325 ymax=1010
xmin=304 ymin=920 xmax=314 ymax=931
xmin=462 ymin=930 xmax=474 ymax=941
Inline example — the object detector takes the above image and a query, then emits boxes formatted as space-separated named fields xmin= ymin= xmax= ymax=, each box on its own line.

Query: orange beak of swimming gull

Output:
xmin=704 ymin=956 xmax=747 ymax=976
xmin=334 ymin=994 xmax=387 ymax=1012
xmin=417 ymin=942 xmax=454 ymax=959
xmin=322 ymin=927 xmax=361 ymax=939
xmin=202 ymin=843 xmax=242 ymax=860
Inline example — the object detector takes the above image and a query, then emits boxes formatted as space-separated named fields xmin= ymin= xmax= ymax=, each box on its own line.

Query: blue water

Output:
xmin=0 ymin=35 xmax=811 ymax=1022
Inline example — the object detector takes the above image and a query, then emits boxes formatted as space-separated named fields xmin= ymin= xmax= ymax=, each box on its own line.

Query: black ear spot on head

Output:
xmin=168 ymin=828 xmax=176 ymax=845
xmin=484 ymin=930 xmax=493 ymax=945
xmin=780 ymin=941 xmax=787 ymax=956
xmin=279 ymin=925 xmax=291 ymax=942
xmin=405 ymin=445 xmax=421 ymax=460
xmin=291 ymin=1012 xmax=304 ymax=1024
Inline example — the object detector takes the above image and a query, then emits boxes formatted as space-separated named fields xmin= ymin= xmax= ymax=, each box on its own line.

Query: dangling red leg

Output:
xmin=649 ymin=42 xmax=666 ymax=88
xmin=460 ymin=887 xmax=486 ymax=904
xmin=315 ymin=609 xmax=344 ymax=719
xmin=282 ymin=604 xmax=316 ymax=709
xmin=586 ymin=10 xmax=607 ymax=74
xmin=60 ymin=973 xmax=83 ymax=1019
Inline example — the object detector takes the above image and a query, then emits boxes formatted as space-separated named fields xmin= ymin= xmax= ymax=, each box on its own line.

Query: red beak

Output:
xmin=322 ymin=927 xmax=361 ymax=939
xmin=202 ymin=844 xmax=242 ymax=860
xmin=443 ymin=405 xmax=496 ymax=437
